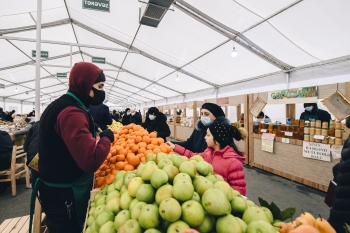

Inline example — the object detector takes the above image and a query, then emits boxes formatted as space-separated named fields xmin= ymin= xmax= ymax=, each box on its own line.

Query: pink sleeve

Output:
xmin=227 ymin=160 xmax=246 ymax=196
xmin=174 ymin=144 xmax=196 ymax=158
xmin=55 ymin=107 xmax=110 ymax=173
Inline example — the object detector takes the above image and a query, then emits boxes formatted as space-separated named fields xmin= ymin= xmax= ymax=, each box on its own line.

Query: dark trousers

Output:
xmin=39 ymin=184 xmax=82 ymax=233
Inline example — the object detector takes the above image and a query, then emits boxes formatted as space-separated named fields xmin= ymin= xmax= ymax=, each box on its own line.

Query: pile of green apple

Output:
xmin=85 ymin=152 xmax=281 ymax=233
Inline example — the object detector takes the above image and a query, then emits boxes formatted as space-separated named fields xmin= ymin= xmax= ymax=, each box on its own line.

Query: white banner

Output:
xmin=302 ymin=141 xmax=331 ymax=162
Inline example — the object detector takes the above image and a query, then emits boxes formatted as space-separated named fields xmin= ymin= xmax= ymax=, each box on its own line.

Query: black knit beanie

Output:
xmin=202 ymin=103 xmax=225 ymax=118
xmin=94 ymin=71 xmax=106 ymax=83
xmin=209 ymin=121 xmax=242 ymax=147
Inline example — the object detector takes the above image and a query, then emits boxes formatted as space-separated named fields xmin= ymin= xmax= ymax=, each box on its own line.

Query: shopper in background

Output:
xmin=0 ymin=107 xmax=5 ymax=120
xmin=23 ymin=121 xmax=40 ymax=188
xmin=171 ymin=103 xmax=227 ymax=153
xmin=122 ymin=108 xmax=131 ymax=125
xmin=111 ymin=110 xmax=120 ymax=122
xmin=168 ymin=120 xmax=247 ymax=195
xmin=28 ymin=110 xmax=35 ymax=117
xmin=0 ymin=130 xmax=12 ymax=192
xmin=328 ymin=117 xmax=350 ymax=233
xmin=5 ymin=110 xmax=15 ymax=122
xmin=257 ymin=111 xmax=271 ymax=123
xmin=36 ymin=62 xmax=114 ymax=233
xmin=12 ymin=118 xmax=33 ymax=136
xmin=299 ymin=103 xmax=331 ymax=124
xmin=142 ymin=107 xmax=170 ymax=142
xmin=89 ymin=103 xmax=113 ymax=131
xmin=129 ymin=108 xmax=142 ymax=125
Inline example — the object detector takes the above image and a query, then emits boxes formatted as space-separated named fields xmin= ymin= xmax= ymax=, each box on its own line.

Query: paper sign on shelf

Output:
xmin=313 ymin=135 xmax=325 ymax=140
xmin=261 ymin=133 xmax=275 ymax=153
xmin=302 ymin=141 xmax=331 ymax=162
xmin=330 ymin=145 xmax=343 ymax=160
xmin=260 ymin=129 xmax=268 ymax=133
xmin=285 ymin=132 xmax=293 ymax=137
xmin=282 ymin=138 xmax=289 ymax=144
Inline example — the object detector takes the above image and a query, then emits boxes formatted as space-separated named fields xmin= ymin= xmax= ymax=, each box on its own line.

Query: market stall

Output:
xmin=248 ymin=82 xmax=348 ymax=191
xmin=163 ymin=104 xmax=175 ymax=138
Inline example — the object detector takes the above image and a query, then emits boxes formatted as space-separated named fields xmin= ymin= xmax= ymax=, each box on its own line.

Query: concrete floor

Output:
xmin=0 ymin=166 xmax=330 ymax=224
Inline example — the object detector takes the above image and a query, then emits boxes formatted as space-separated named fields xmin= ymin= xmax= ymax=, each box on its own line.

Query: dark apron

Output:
xmin=29 ymin=92 xmax=95 ymax=233
xmin=304 ymin=110 xmax=318 ymax=121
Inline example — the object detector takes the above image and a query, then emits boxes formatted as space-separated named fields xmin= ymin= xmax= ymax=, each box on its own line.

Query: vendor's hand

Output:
xmin=166 ymin=141 xmax=175 ymax=149
xmin=99 ymin=129 xmax=114 ymax=143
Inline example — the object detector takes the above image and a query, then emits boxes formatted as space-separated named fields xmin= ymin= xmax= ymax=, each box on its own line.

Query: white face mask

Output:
xmin=305 ymin=106 xmax=313 ymax=112
xmin=127 ymin=112 xmax=131 ymax=116
xmin=149 ymin=115 xmax=155 ymax=120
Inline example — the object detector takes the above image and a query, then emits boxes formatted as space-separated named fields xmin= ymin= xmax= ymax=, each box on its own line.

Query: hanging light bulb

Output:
xmin=142 ymin=92 xmax=145 ymax=97
xmin=15 ymin=85 xmax=18 ymax=92
xmin=176 ymin=73 xmax=179 ymax=81
xmin=231 ymin=41 xmax=237 ymax=57
xmin=153 ymin=85 xmax=156 ymax=91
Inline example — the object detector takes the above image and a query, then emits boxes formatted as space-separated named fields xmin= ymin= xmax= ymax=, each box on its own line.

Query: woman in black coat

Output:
xmin=328 ymin=117 xmax=350 ymax=233
xmin=122 ymin=108 xmax=131 ymax=125
xmin=142 ymin=107 xmax=170 ymax=142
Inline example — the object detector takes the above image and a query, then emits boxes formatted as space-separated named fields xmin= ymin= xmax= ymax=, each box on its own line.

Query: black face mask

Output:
xmin=89 ymin=87 xmax=105 ymax=106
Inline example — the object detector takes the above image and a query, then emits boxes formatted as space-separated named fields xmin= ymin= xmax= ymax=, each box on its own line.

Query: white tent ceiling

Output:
xmin=1 ymin=0 xmax=350 ymax=109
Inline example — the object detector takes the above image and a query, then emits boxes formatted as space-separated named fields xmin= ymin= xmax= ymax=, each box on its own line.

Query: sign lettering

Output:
xmin=0 ymin=84 xmax=4 ymax=89
xmin=57 ymin=73 xmax=67 ymax=78
xmin=216 ymin=97 xmax=229 ymax=105
xmin=32 ymin=50 xmax=49 ymax=58
xmin=92 ymin=57 xmax=106 ymax=64
xmin=302 ymin=142 xmax=331 ymax=162
xmin=83 ymin=0 xmax=110 ymax=12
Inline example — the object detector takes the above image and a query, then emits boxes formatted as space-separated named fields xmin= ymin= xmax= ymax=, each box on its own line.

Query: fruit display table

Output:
xmin=10 ymin=133 xmax=26 ymax=146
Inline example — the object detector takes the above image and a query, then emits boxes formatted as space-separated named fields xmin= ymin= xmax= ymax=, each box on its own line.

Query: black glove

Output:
xmin=99 ymin=129 xmax=114 ymax=143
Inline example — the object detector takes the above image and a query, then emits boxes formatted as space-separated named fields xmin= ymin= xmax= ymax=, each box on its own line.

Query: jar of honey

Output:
xmin=294 ymin=119 xmax=300 ymax=126
xmin=310 ymin=127 xmax=315 ymax=135
xmin=310 ymin=120 xmax=316 ymax=128
xmin=305 ymin=121 xmax=310 ymax=127
xmin=304 ymin=134 xmax=310 ymax=141
xmin=322 ymin=121 xmax=328 ymax=129
xmin=316 ymin=120 xmax=321 ymax=128
xmin=300 ymin=119 xmax=305 ymax=127
xmin=304 ymin=127 xmax=310 ymax=134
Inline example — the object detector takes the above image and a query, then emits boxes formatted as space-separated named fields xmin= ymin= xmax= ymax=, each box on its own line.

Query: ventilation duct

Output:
xmin=139 ymin=0 xmax=174 ymax=28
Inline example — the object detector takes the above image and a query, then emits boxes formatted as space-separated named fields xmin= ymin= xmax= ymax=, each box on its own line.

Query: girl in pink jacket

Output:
xmin=167 ymin=120 xmax=247 ymax=195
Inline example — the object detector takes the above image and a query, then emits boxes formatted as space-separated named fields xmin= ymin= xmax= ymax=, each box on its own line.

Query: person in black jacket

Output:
xmin=142 ymin=107 xmax=170 ymax=142
xmin=328 ymin=117 xmax=350 ymax=233
xmin=0 ymin=130 xmax=13 ymax=192
xmin=111 ymin=110 xmax=120 ymax=122
xmin=0 ymin=107 xmax=5 ymax=120
xmin=130 ymin=109 xmax=142 ymax=125
xmin=89 ymin=103 xmax=113 ymax=131
xmin=122 ymin=108 xmax=131 ymax=125
xmin=167 ymin=103 xmax=227 ymax=153
xmin=299 ymin=103 xmax=331 ymax=124
xmin=23 ymin=121 xmax=40 ymax=188
xmin=5 ymin=110 xmax=15 ymax=122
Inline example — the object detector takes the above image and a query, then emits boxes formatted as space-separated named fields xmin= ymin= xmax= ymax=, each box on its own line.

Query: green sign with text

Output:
xmin=83 ymin=0 xmax=110 ymax=12
xmin=57 ymin=73 xmax=67 ymax=78
xmin=32 ymin=50 xmax=49 ymax=58
xmin=92 ymin=57 xmax=106 ymax=64
xmin=0 ymin=84 xmax=4 ymax=89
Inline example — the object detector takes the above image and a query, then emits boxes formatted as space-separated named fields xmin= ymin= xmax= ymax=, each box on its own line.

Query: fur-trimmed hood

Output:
xmin=195 ymin=116 xmax=230 ymax=131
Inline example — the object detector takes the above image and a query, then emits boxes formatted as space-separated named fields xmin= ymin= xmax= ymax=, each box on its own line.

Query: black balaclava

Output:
xmin=88 ymin=72 xmax=106 ymax=106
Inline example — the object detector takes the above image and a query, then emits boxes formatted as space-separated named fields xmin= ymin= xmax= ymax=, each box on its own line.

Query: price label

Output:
xmin=285 ymin=132 xmax=293 ymax=137
xmin=260 ymin=129 xmax=268 ymax=133
xmin=282 ymin=138 xmax=290 ymax=144
xmin=313 ymin=135 xmax=325 ymax=140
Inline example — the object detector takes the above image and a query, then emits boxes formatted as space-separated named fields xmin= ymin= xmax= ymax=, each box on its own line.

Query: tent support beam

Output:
xmin=35 ymin=0 xmax=42 ymax=121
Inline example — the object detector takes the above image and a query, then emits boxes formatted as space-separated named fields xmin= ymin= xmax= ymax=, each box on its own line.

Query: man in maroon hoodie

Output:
xmin=32 ymin=62 xmax=114 ymax=233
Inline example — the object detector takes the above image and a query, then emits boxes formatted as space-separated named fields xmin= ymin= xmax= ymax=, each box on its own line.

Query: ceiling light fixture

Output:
xmin=15 ymin=85 xmax=18 ymax=92
xmin=176 ymin=72 xmax=179 ymax=81
xmin=231 ymin=41 xmax=237 ymax=57
xmin=153 ymin=84 xmax=156 ymax=91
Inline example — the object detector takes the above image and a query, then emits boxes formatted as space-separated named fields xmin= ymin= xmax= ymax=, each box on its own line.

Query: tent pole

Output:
xmin=70 ymin=45 xmax=72 ymax=70
xmin=35 ymin=0 xmax=42 ymax=121
xmin=286 ymin=72 xmax=290 ymax=89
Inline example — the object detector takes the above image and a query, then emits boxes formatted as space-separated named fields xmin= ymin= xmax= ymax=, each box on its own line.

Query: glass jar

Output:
xmin=304 ymin=134 xmax=310 ymax=141
xmin=268 ymin=123 xmax=273 ymax=132
xmin=299 ymin=133 xmax=304 ymax=140
xmin=253 ymin=123 xmax=259 ymax=134
xmin=294 ymin=119 xmax=300 ymax=126
xmin=300 ymin=119 xmax=305 ymax=127
xmin=328 ymin=126 xmax=335 ymax=137
xmin=310 ymin=119 xmax=316 ymax=128
xmin=294 ymin=126 xmax=299 ymax=134
xmin=286 ymin=125 xmax=290 ymax=132
xmin=304 ymin=121 xmax=310 ymax=127
xmin=281 ymin=124 xmax=286 ymax=132
xmin=316 ymin=120 xmax=322 ymax=128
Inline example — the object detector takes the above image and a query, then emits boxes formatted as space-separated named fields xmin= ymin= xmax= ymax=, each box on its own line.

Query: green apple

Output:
xmin=172 ymin=180 xmax=194 ymax=202
xmin=195 ymin=214 xmax=215 ymax=233
xmin=101 ymin=185 xmax=108 ymax=194
xmin=181 ymin=200 xmax=205 ymax=227
xmin=246 ymin=200 xmax=256 ymax=208
xmin=272 ymin=220 xmax=283 ymax=231
xmin=87 ymin=215 xmax=94 ymax=226
xmin=91 ymin=221 xmax=97 ymax=233
xmin=124 ymin=172 xmax=136 ymax=187
xmin=191 ymin=192 xmax=200 ymax=203
xmin=131 ymin=201 xmax=147 ymax=220
xmin=159 ymin=198 xmax=182 ymax=222
xmin=90 ymin=201 xmax=96 ymax=207
xmin=99 ymin=221 xmax=116 ymax=233
xmin=94 ymin=191 xmax=104 ymax=202
xmin=129 ymin=199 xmax=139 ymax=211
xmin=136 ymin=184 xmax=155 ymax=203
xmin=120 ymin=191 xmax=134 ymax=210
xmin=214 ymin=174 xmax=224 ymax=181
xmin=214 ymin=181 xmax=233 ymax=201
xmin=141 ymin=163 xmax=158 ymax=181
xmin=167 ymin=221 xmax=190 ymax=233
xmin=205 ymin=174 xmax=218 ymax=184
xmin=89 ymin=206 xmax=96 ymax=215
xmin=85 ymin=226 xmax=92 ymax=233
xmin=107 ymin=183 xmax=116 ymax=194
xmin=95 ymin=211 xmax=114 ymax=231
xmin=96 ymin=195 xmax=106 ymax=206
xmin=235 ymin=217 xmax=247 ymax=233
xmin=138 ymin=204 xmax=160 ymax=229
xmin=144 ymin=229 xmax=162 ymax=233
xmin=118 ymin=219 xmax=142 ymax=233
xmin=106 ymin=190 xmax=120 ymax=202
xmin=128 ymin=177 xmax=144 ymax=197
xmin=231 ymin=197 xmax=247 ymax=216
xmin=170 ymin=156 xmax=187 ymax=168
xmin=242 ymin=207 xmax=271 ymax=225
xmin=155 ymin=184 xmax=173 ymax=205
xmin=179 ymin=161 xmax=197 ymax=178
xmin=146 ymin=153 xmax=157 ymax=162
xmin=106 ymin=197 xmax=120 ymax=215
xmin=114 ymin=210 xmax=130 ymax=231
xmin=114 ymin=170 xmax=126 ymax=182
xmin=162 ymin=165 xmax=179 ymax=184
xmin=156 ymin=152 xmax=168 ymax=164
xmin=93 ymin=204 xmax=106 ymax=220
xmin=260 ymin=207 xmax=273 ymax=223
xmin=150 ymin=169 xmax=169 ymax=189
xmin=136 ymin=163 xmax=146 ymax=177
xmin=158 ymin=158 xmax=173 ymax=169
xmin=201 ymin=189 xmax=231 ymax=216
xmin=173 ymin=173 xmax=192 ymax=184
xmin=231 ymin=189 xmax=242 ymax=197
xmin=216 ymin=214 xmax=242 ymax=233
xmin=193 ymin=176 xmax=205 ymax=186
xmin=189 ymin=155 xmax=204 ymax=162
xmin=246 ymin=220 xmax=275 ymax=233
xmin=114 ymin=179 xmax=124 ymax=191
xmin=196 ymin=161 xmax=212 ymax=176
xmin=194 ymin=178 xmax=214 ymax=196
xmin=120 ymin=185 xmax=127 ymax=195
xmin=189 ymin=160 xmax=198 ymax=168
